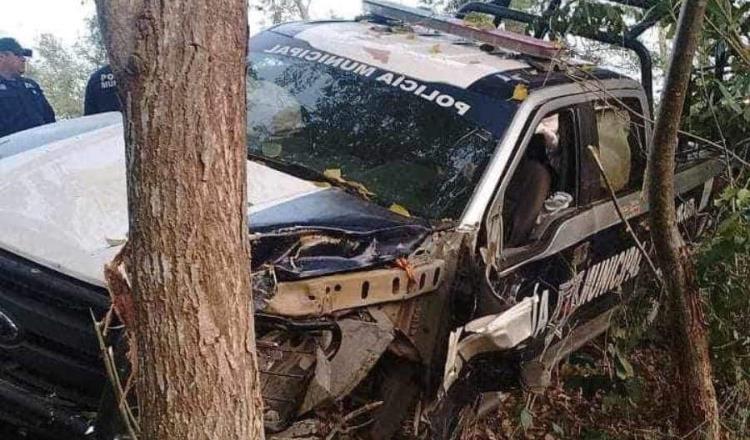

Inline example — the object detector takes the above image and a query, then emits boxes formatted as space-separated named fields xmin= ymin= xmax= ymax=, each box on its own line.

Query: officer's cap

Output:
xmin=0 ymin=38 xmax=32 ymax=57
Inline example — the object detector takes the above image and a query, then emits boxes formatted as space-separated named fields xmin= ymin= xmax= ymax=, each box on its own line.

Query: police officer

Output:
xmin=84 ymin=65 xmax=121 ymax=115
xmin=0 ymin=37 xmax=55 ymax=138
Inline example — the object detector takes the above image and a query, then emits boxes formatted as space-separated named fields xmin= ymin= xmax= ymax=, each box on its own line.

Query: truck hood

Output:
xmin=0 ymin=114 xmax=429 ymax=287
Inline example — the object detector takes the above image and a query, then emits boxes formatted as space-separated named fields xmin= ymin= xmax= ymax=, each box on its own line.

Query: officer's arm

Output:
xmin=84 ymin=76 xmax=97 ymax=116
xmin=0 ymin=87 xmax=15 ymax=138
xmin=0 ymin=114 xmax=9 ymax=138
xmin=41 ymin=92 xmax=55 ymax=123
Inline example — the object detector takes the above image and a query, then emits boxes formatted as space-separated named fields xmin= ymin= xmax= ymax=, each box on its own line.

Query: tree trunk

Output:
xmin=293 ymin=0 xmax=311 ymax=20
xmin=647 ymin=1 xmax=720 ymax=439
xmin=95 ymin=1 xmax=264 ymax=439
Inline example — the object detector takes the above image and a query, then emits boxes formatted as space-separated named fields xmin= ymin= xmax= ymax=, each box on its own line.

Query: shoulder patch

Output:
xmin=22 ymin=79 xmax=40 ymax=89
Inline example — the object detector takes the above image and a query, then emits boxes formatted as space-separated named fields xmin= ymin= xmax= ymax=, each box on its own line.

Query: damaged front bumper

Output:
xmin=257 ymin=312 xmax=394 ymax=432
xmin=255 ymin=255 xmax=447 ymax=434
xmin=442 ymin=294 xmax=538 ymax=393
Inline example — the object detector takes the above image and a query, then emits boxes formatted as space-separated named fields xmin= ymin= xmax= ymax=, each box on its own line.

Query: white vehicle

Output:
xmin=0 ymin=1 xmax=721 ymax=439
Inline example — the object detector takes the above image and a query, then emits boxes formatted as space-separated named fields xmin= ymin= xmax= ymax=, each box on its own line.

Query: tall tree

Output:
xmin=74 ymin=14 xmax=109 ymax=68
xmin=255 ymin=0 xmax=311 ymax=25
xmin=94 ymin=1 xmax=264 ymax=439
xmin=647 ymin=0 xmax=720 ymax=439
xmin=27 ymin=33 xmax=90 ymax=119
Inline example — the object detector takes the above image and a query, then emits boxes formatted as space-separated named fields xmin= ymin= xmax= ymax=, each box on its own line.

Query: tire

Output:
xmin=367 ymin=357 xmax=421 ymax=440
xmin=428 ymin=393 xmax=479 ymax=440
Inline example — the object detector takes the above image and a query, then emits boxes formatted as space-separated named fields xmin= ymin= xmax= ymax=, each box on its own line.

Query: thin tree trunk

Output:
xmin=647 ymin=1 xmax=720 ymax=439
xmin=95 ymin=1 xmax=264 ymax=439
xmin=293 ymin=0 xmax=311 ymax=20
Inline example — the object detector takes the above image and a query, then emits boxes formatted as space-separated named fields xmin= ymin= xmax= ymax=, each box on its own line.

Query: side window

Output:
xmin=502 ymin=107 xmax=579 ymax=248
xmin=581 ymin=97 xmax=647 ymax=203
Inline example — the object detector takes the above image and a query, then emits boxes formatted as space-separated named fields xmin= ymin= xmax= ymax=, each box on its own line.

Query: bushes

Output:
xmin=698 ymin=181 xmax=750 ymax=436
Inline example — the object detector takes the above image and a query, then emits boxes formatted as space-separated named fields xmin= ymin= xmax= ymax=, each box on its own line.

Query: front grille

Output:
xmin=255 ymin=314 xmax=341 ymax=432
xmin=0 ymin=250 xmax=346 ymax=437
xmin=0 ymin=248 xmax=109 ymax=434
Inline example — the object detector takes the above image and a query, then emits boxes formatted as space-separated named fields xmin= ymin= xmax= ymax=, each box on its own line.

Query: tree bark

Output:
xmin=647 ymin=1 xmax=720 ymax=439
xmin=95 ymin=1 xmax=264 ymax=439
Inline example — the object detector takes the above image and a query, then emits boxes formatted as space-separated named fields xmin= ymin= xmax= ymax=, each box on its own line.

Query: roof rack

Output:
xmin=362 ymin=0 xmax=564 ymax=60
xmin=455 ymin=0 xmax=666 ymax=109
xmin=364 ymin=0 xmax=665 ymax=110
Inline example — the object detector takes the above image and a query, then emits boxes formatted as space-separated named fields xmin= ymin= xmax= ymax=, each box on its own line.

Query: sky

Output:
xmin=0 ymin=0 xmax=97 ymax=47
xmin=0 ymin=0 xmax=420 ymax=48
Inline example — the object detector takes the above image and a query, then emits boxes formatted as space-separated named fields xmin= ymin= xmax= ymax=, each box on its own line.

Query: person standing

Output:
xmin=84 ymin=65 xmax=121 ymax=115
xmin=0 ymin=37 xmax=55 ymax=138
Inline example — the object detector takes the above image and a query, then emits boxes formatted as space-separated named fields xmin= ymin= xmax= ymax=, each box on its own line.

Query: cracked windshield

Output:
xmin=247 ymin=51 xmax=499 ymax=220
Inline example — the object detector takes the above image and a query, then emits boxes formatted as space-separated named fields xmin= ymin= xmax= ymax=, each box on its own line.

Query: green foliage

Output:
xmin=684 ymin=6 xmax=750 ymax=432
xmin=552 ymin=422 xmax=565 ymax=436
xmin=700 ymin=186 xmax=750 ymax=267
xmin=609 ymin=343 xmax=635 ymax=381
xmin=462 ymin=12 xmax=496 ymax=30
xmin=685 ymin=11 xmax=750 ymax=431
xmin=519 ymin=407 xmax=534 ymax=431
xmin=26 ymin=33 xmax=94 ymax=119
xmin=684 ymin=0 xmax=750 ymax=155
xmin=420 ymin=0 xmax=544 ymax=16
xmin=8 ymin=11 xmax=107 ymax=120
xmin=698 ymin=184 xmax=750 ymax=374
xmin=74 ymin=15 xmax=108 ymax=68
xmin=687 ymin=72 xmax=750 ymax=155
xmin=547 ymin=0 xmax=638 ymax=37
xmin=253 ymin=0 xmax=311 ymax=25
xmin=697 ymin=181 xmax=750 ymax=435
xmin=419 ymin=0 xmax=473 ymax=14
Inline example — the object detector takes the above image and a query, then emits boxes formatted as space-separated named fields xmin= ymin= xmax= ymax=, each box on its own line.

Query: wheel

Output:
xmin=363 ymin=356 xmax=421 ymax=440
xmin=428 ymin=392 xmax=479 ymax=440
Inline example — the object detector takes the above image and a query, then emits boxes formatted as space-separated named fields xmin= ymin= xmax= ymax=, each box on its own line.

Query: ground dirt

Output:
xmin=461 ymin=343 xmax=692 ymax=440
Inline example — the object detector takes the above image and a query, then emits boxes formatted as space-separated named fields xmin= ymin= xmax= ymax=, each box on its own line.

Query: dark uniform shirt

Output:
xmin=84 ymin=65 xmax=121 ymax=116
xmin=0 ymin=76 xmax=56 ymax=138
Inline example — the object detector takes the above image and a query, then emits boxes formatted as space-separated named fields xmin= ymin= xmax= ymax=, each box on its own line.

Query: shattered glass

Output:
xmin=247 ymin=53 xmax=501 ymax=220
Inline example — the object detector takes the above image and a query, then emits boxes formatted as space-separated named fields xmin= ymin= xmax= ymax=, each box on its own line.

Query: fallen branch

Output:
xmin=93 ymin=240 xmax=141 ymax=438
xmin=587 ymin=145 xmax=661 ymax=281
xmin=325 ymin=401 xmax=383 ymax=440
xmin=92 ymin=311 xmax=140 ymax=439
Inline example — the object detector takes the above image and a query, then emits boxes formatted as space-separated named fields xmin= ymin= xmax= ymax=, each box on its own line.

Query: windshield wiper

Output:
xmin=247 ymin=152 xmax=377 ymax=202
xmin=248 ymin=152 xmax=325 ymax=182
xmin=246 ymin=152 xmax=442 ymax=221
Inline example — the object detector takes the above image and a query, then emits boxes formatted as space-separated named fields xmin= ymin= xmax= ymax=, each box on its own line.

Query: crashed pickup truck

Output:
xmin=0 ymin=1 xmax=723 ymax=439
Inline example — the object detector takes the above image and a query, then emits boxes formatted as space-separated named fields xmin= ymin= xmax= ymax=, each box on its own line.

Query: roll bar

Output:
xmin=456 ymin=0 xmax=667 ymax=109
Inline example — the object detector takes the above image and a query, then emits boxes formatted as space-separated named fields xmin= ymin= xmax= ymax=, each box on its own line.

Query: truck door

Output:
xmin=554 ymin=96 xmax=650 ymax=337
xmin=480 ymin=92 xmax=651 ymax=360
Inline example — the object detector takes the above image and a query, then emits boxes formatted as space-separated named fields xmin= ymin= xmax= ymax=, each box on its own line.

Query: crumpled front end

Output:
xmin=250 ymin=226 xmax=462 ymax=436
xmin=441 ymin=294 xmax=537 ymax=393
xmin=256 ymin=313 xmax=394 ymax=432
xmin=0 ymin=111 xmax=467 ymax=438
